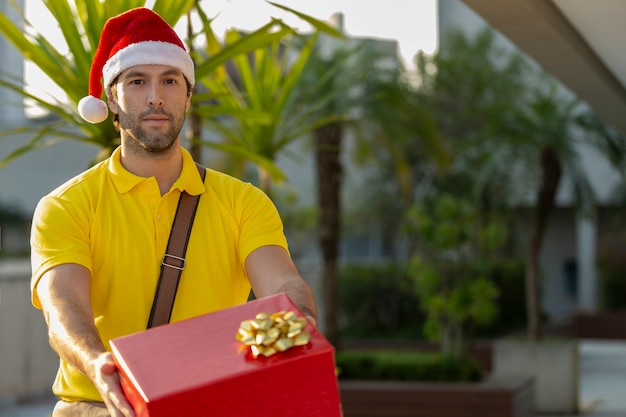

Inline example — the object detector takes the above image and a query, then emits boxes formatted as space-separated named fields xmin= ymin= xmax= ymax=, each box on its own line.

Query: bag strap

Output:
xmin=147 ymin=162 xmax=206 ymax=328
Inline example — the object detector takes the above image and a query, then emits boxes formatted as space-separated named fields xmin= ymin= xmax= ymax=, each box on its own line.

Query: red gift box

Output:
xmin=110 ymin=293 xmax=341 ymax=417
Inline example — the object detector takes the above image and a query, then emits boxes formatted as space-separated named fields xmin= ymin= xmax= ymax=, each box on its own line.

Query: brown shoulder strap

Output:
xmin=147 ymin=162 xmax=206 ymax=328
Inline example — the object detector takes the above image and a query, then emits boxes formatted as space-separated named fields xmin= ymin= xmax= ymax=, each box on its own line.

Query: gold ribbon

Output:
xmin=236 ymin=310 xmax=311 ymax=358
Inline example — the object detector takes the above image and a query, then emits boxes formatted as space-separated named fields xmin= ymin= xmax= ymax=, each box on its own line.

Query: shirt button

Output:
xmin=157 ymin=213 xmax=162 ymax=220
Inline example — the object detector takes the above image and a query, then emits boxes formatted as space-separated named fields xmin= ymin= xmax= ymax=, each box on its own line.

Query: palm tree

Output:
xmin=314 ymin=120 xmax=343 ymax=347
xmin=302 ymin=44 xmax=361 ymax=347
xmin=509 ymin=79 xmax=626 ymax=339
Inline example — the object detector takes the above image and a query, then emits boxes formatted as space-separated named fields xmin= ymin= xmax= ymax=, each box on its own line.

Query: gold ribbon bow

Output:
xmin=236 ymin=310 xmax=311 ymax=358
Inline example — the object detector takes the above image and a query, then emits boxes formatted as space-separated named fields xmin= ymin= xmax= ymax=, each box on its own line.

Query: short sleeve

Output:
xmin=30 ymin=194 xmax=92 ymax=308
xmin=236 ymin=183 xmax=289 ymax=263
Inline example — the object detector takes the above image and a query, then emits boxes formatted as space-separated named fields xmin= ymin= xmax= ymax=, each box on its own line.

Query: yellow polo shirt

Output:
xmin=30 ymin=146 xmax=288 ymax=402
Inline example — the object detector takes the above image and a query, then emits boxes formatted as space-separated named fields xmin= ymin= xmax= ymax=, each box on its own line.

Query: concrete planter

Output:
xmin=339 ymin=374 xmax=534 ymax=417
xmin=493 ymin=339 xmax=579 ymax=414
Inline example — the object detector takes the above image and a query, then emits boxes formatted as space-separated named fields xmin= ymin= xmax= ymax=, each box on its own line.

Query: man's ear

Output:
xmin=107 ymin=92 xmax=119 ymax=114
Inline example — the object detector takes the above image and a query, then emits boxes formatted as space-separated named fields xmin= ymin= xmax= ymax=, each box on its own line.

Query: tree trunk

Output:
xmin=526 ymin=147 xmax=562 ymax=340
xmin=187 ymin=111 xmax=202 ymax=162
xmin=314 ymin=123 xmax=343 ymax=348
xmin=258 ymin=168 xmax=272 ymax=200
xmin=186 ymin=9 xmax=202 ymax=162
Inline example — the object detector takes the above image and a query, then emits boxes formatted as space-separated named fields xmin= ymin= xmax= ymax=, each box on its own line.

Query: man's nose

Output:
xmin=147 ymin=84 xmax=164 ymax=106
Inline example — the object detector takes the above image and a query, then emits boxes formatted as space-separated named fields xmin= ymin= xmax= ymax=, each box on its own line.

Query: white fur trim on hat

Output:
xmin=102 ymin=41 xmax=195 ymax=91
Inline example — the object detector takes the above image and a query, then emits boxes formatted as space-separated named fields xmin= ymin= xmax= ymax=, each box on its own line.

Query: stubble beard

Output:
xmin=120 ymin=108 xmax=186 ymax=157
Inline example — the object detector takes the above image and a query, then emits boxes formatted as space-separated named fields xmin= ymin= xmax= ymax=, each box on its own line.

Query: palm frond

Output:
xmin=266 ymin=1 xmax=344 ymax=38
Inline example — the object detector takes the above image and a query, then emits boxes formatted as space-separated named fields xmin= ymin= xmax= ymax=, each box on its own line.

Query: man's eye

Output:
xmin=131 ymin=79 xmax=143 ymax=85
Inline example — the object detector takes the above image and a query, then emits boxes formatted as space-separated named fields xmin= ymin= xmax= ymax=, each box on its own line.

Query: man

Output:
xmin=30 ymin=8 xmax=317 ymax=417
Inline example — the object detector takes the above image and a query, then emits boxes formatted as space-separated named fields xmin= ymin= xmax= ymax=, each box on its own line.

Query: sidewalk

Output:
xmin=565 ymin=340 xmax=626 ymax=416
xmin=2 ymin=339 xmax=626 ymax=417
xmin=0 ymin=396 xmax=56 ymax=417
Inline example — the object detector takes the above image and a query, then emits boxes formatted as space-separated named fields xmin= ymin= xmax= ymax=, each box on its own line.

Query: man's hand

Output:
xmin=91 ymin=352 xmax=135 ymax=417
xmin=306 ymin=315 xmax=317 ymax=327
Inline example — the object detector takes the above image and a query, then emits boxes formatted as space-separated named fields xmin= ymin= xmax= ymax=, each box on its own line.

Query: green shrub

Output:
xmin=338 ymin=259 xmax=526 ymax=340
xmin=336 ymin=350 xmax=482 ymax=382
xmin=472 ymin=258 xmax=526 ymax=337
xmin=338 ymin=262 xmax=425 ymax=339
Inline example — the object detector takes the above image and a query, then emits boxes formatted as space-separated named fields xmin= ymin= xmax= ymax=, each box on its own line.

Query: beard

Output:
xmin=119 ymin=108 xmax=186 ymax=155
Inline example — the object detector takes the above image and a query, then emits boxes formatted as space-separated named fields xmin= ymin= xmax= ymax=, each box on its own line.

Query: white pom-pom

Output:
xmin=78 ymin=96 xmax=108 ymax=124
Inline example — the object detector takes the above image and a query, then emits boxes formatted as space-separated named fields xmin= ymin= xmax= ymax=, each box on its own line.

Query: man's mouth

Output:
xmin=143 ymin=116 xmax=169 ymax=124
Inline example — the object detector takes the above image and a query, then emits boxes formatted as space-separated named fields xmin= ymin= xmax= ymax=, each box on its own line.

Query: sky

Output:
xmin=24 ymin=0 xmax=438 ymax=113
xmin=203 ymin=0 xmax=438 ymax=60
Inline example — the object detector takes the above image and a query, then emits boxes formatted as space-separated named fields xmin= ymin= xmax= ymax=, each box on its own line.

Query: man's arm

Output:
xmin=36 ymin=263 xmax=135 ymax=417
xmin=245 ymin=245 xmax=318 ymax=325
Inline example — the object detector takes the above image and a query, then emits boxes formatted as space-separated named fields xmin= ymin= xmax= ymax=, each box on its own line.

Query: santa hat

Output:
xmin=78 ymin=7 xmax=195 ymax=124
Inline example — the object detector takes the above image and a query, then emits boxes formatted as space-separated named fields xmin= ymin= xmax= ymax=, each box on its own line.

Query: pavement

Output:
xmin=2 ymin=339 xmax=626 ymax=417
xmin=0 ymin=395 xmax=56 ymax=417
xmin=556 ymin=339 xmax=626 ymax=417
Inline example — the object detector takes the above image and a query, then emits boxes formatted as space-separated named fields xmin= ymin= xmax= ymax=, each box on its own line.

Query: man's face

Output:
xmin=109 ymin=64 xmax=191 ymax=155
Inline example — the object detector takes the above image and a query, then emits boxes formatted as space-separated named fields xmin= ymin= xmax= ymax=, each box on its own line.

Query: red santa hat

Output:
xmin=78 ymin=7 xmax=195 ymax=124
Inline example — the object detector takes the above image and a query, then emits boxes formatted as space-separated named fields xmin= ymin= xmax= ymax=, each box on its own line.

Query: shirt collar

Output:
xmin=108 ymin=147 xmax=205 ymax=195
xmin=171 ymin=148 xmax=206 ymax=196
